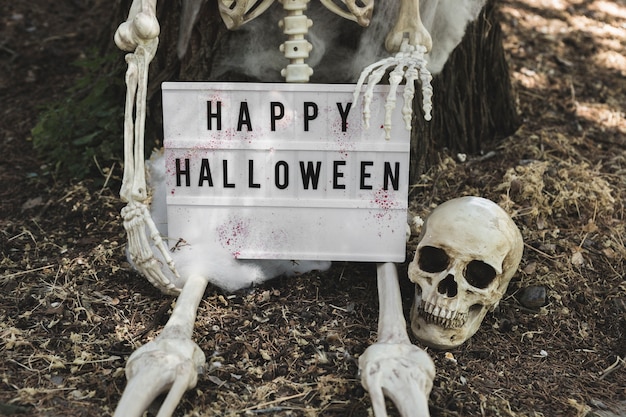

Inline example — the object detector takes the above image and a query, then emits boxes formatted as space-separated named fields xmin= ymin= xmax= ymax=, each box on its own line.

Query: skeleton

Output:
xmin=408 ymin=196 xmax=524 ymax=349
xmin=113 ymin=1 xmax=490 ymax=416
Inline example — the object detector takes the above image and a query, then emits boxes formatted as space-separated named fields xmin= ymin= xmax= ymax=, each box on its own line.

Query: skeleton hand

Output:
xmin=359 ymin=342 xmax=434 ymax=417
xmin=353 ymin=40 xmax=433 ymax=140
xmin=122 ymin=201 xmax=180 ymax=294
xmin=353 ymin=0 xmax=436 ymax=140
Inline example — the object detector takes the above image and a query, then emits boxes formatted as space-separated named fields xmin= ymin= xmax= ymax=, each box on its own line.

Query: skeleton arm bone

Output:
xmin=115 ymin=0 xmax=159 ymax=203
xmin=113 ymin=274 xmax=209 ymax=417
xmin=359 ymin=263 xmax=435 ymax=417
xmin=386 ymin=0 xmax=432 ymax=53
xmin=116 ymin=0 xmax=180 ymax=292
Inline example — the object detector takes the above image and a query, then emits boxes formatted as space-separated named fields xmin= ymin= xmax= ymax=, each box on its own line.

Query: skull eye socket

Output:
xmin=418 ymin=246 xmax=449 ymax=273
xmin=465 ymin=260 xmax=497 ymax=289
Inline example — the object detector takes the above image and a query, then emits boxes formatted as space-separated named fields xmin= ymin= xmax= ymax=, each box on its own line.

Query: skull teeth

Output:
xmin=418 ymin=300 xmax=467 ymax=329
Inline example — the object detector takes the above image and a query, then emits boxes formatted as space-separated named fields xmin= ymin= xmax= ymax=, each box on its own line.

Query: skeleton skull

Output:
xmin=408 ymin=196 xmax=523 ymax=349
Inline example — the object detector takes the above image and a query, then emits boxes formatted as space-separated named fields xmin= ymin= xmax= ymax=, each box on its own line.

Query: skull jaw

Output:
xmin=410 ymin=292 xmax=490 ymax=350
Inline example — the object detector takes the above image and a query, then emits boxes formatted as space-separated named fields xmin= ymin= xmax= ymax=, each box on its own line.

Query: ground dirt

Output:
xmin=1 ymin=1 xmax=625 ymax=416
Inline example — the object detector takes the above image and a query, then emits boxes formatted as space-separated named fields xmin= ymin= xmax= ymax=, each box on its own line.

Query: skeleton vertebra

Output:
xmin=278 ymin=0 xmax=314 ymax=82
xmin=408 ymin=196 xmax=524 ymax=349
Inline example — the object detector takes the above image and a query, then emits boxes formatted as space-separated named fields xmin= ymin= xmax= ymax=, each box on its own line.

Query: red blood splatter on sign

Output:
xmin=217 ymin=217 xmax=250 ymax=258
xmin=372 ymin=188 xmax=399 ymax=219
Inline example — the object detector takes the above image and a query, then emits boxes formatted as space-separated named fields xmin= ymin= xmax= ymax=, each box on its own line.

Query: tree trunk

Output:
xmin=409 ymin=0 xmax=519 ymax=182
xmin=109 ymin=0 xmax=518 ymax=181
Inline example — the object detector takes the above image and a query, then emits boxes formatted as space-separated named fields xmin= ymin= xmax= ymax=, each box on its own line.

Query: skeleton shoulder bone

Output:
xmin=113 ymin=1 xmax=516 ymax=417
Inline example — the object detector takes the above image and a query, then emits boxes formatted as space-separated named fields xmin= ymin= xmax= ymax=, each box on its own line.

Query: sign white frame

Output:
xmin=162 ymin=82 xmax=411 ymax=262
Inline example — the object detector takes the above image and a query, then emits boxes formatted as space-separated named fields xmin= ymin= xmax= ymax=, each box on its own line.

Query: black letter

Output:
xmin=223 ymin=160 xmax=235 ymax=188
xmin=175 ymin=158 xmax=190 ymax=187
xmin=304 ymin=102 xmax=318 ymax=131
xmin=237 ymin=102 xmax=252 ymax=131
xmin=248 ymin=160 xmax=261 ymax=188
xmin=198 ymin=158 xmax=213 ymax=186
xmin=270 ymin=102 xmax=284 ymax=131
xmin=333 ymin=161 xmax=346 ymax=189
xmin=360 ymin=161 xmax=373 ymax=190
xmin=299 ymin=161 xmax=321 ymax=190
xmin=384 ymin=162 xmax=400 ymax=191
xmin=337 ymin=102 xmax=352 ymax=132
xmin=207 ymin=101 xmax=221 ymax=130
xmin=275 ymin=161 xmax=289 ymax=189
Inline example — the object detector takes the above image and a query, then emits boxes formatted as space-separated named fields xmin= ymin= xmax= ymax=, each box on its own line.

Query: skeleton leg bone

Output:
xmin=359 ymin=263 xmax=435 ymax=417
xmin=113 ymin=274 xmax=209 ymax=417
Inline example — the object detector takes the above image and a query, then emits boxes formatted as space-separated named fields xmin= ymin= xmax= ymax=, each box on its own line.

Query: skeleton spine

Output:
xmin=278 ymin=0 xmax=313 ymax=82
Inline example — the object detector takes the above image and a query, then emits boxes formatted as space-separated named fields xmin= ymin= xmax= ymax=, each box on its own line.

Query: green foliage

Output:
xmin=32 ymin=51 xmax=126 ymax=180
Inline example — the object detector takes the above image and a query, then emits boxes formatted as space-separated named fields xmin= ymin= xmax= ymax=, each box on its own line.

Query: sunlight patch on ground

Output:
xmin=590 ymin=0 xmax=626 ymax=20
xmin=518 ymin=12 xmax=569 ymax=35
xmin=593 ymin=50 xmax=626 ymax=75
xmin=569 ymin=14 xmax=626 ymax=40
xmin=512 ymin=67 xmax=549 ymax=90
xmin=521 ymin=0 xmax=570 ymax=11
xmin=575 ymin=102 xmax=626 ymax=134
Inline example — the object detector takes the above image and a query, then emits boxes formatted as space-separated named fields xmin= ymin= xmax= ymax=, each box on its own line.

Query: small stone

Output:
xmin=444 ymin=352 xmax=457 ymax=364
xmin=519 ymin=286 xmax=547 ymax=309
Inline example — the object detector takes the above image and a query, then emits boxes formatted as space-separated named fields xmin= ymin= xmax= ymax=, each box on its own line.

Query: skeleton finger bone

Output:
xmin=401 ymin=64 xmax=418 ymax=129
xmin=359 ymin=263 xmax=435 ymax=417
xmin=382 ymin=63 xmax=405 ymax=140
xmin=353 ymin=40 xmax=432 ymax=139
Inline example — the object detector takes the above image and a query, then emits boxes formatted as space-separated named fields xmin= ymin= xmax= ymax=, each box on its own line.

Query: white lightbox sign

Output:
xmin=162 ymin=82 xmax=410 ymax=262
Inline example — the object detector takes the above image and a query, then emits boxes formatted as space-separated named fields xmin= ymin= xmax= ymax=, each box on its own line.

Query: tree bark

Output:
xmin=409 ymin=0 xmax=519 ymax=182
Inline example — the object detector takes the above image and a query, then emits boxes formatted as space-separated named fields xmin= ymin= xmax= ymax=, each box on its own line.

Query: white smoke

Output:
xmin=206 ymin=0 xmax=487 ymax=82
xmin=143 ymin=151 xmax=331 ymax=292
